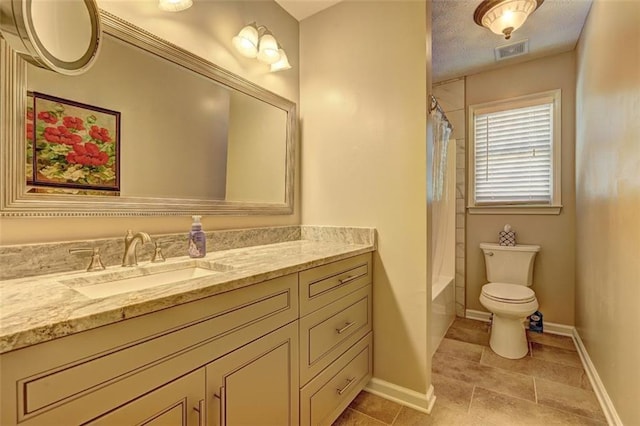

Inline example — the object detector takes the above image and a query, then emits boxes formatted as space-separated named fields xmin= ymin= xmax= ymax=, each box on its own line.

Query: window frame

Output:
xmin=467 ymin=89 xmax=562 ymax=215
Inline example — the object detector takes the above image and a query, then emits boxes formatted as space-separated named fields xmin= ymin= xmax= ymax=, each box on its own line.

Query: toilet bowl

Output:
xmin=480 ymin=282 xmax=538 ymax=359
xmin=479 ymin=243 xmax=540 ymax=359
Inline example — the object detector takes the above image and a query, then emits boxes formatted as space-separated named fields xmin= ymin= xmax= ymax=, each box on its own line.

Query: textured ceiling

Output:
xmin=433 ymin=0 xmax=592 ymax=82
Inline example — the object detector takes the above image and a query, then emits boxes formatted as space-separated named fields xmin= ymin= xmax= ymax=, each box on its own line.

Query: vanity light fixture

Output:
xmin=270 ymin=47 xmax=292 ymax=72
xmin=473 ymin=0 xmax=543 ymax=40
xmin=158 ymin=0 xmax=193 ymax=12
xmin=232 ymin=22 xmax=291 ymax=71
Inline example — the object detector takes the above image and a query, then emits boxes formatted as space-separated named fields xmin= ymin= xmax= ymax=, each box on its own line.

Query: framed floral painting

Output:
xmin=26 ymin=93 xmax=34 ymax=184
xmin=31 ymin=92 xmax=120 ymax=191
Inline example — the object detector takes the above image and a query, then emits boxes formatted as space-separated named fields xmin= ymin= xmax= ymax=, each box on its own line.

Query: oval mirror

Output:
xmin=0 ymin=0 xmax=101 ymax=75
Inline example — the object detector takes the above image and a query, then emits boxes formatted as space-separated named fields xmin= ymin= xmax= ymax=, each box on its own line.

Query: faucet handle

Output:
xmin=151 ymin=242 xmax=166 ymax=263
xmin=69 ymin=247 xmax=106 ymax=272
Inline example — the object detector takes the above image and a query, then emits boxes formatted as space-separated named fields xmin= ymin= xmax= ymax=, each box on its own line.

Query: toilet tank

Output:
xmin=480 ymin=243 xmax=540 ymax=286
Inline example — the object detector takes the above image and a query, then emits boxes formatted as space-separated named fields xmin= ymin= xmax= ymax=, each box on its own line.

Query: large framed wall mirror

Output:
xmin=0 ymin=11 xmax=296 ymax=216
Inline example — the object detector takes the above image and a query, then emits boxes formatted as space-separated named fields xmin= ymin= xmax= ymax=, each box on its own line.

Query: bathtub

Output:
xmin=431 ymin=275 xmax=455 ymax=356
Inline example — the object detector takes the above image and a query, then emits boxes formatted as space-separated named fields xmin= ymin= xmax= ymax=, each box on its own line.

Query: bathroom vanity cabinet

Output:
xmin=0 ymin=252 xmax=372 ymax=426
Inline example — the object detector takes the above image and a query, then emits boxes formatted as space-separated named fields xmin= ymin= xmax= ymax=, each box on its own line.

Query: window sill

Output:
xmin=467 ymin=205 xmax=562 ymax=215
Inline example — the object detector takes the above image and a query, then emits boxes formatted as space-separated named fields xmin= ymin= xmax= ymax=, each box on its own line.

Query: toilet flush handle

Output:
xmin=486 ymin=251 xmax=494 ymax=256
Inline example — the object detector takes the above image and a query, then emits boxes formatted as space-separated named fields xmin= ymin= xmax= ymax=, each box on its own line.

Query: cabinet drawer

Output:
xmin=1 ymin=274 xmax=298 ymax=425
xmin=299 ymin=253 xmax=371 ymax=315
xmin=299 ymin=285 xmax=371 ymax=385
xmin=300 ymin=333 xmax=372 ymax=426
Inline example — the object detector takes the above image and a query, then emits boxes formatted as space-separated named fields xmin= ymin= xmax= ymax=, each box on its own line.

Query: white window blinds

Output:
xmin=474 ymin=102 xmax=553 ymax=204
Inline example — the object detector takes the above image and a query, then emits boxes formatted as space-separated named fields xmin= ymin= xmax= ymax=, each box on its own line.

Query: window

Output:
xmin=468 ymin=90 xmax=562 ymax=214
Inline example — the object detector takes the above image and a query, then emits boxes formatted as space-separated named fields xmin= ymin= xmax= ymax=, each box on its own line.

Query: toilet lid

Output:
xmin=482 ymin=283 xmax=536 ymax=303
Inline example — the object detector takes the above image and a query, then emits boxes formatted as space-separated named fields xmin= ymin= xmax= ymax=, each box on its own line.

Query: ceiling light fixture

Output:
xmin=232 ymin=23 xmax=291 ymax=71
xmin=473 ymin=0 xmax=543 ymax=40
xmin=158 ymin=0 xmax=193 ymax=12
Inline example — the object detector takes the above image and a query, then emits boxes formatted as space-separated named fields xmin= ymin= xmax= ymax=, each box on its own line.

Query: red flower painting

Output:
xmin=31 ymin=92 xmax=120 ymax=191
xmin=62 ymin=116 xmax=85 ymax=131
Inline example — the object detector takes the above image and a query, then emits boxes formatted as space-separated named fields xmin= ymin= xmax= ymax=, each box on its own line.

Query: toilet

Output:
xmin=479 ymin=242 xmax=540 ymax=359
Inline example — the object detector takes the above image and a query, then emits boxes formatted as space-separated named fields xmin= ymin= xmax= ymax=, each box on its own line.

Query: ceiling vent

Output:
xmin=495 ymin=39 xmax=529 ymax=61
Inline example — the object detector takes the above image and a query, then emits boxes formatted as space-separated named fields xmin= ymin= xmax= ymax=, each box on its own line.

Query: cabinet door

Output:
xmin=85 ymin=369 xmax=205 ymax=426
xmin=206 ymin=322 xmax=299 ymax=426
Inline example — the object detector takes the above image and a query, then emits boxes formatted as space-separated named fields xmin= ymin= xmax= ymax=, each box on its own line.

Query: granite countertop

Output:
xmin=0 ymin=239 xmax=374 ymax=354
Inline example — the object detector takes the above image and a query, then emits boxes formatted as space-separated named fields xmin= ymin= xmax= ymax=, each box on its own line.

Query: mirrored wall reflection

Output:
xmin=26 ymin=33 xmax=288 ymax=204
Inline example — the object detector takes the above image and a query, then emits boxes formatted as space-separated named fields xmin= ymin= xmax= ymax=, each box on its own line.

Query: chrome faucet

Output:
xmin=122 ymin=230 xmax=151 ymax=266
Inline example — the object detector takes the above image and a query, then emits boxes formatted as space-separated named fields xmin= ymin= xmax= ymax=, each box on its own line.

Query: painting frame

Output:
xmin=31 ymin=92 xmax=121 ymax=191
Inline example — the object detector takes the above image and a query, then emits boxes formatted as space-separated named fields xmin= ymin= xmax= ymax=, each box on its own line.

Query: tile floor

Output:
xmin=334 ymin=318 xmax=606 ymax=425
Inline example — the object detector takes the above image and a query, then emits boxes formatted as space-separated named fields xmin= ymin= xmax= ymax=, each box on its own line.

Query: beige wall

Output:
xmin=465 ymin=52 xmax=576 ymax=325
xmin=575 ymin=0 xmax=640 ymax=423
xmin=0 ymin=0 xmax=300 ymax=245
xmin=226 ymin=92 xmax=287 ymax=203
xmin=300 ymin=1 xmax=430 ymax=395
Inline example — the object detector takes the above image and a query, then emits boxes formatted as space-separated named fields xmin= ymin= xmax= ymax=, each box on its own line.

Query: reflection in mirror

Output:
xmin=0 ymin=11 xmax=295 ymax=216
xmin=27 ymin=32 xmax=287 ymax=203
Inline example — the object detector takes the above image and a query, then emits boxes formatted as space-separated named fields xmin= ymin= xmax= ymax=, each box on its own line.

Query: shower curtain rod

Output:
xmin=429 ymin=95 xmax=453 ymax=131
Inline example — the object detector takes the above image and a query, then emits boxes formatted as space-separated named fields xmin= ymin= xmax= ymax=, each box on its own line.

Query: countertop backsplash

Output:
xmin=0 ymin=225 xmax=375 ymax=281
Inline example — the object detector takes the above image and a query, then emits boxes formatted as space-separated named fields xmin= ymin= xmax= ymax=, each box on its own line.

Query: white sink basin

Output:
xmin=62 ymin=263 xmax=220 ymax=299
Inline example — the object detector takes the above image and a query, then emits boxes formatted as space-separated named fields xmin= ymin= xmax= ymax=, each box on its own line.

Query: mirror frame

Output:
xmin=0 ymin=11 xmax=296 ymax=217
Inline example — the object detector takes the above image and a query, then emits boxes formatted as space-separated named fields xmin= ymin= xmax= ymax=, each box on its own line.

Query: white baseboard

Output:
xmin=465 ymin=308 xmax=622 ymax=425
xmin=572 ymin=329 xmax=623 ymax=426
xmin=465 ymin=309 xmax=574 ymax=336
xmin=465 ymin=309 xmax=491 ymax=322
xmin=365 ymin=378 xmax=435 ymax=414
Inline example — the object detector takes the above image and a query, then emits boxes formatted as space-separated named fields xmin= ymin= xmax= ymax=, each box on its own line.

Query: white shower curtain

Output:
xmin=431 ymin=106 xmax=452 ymax=280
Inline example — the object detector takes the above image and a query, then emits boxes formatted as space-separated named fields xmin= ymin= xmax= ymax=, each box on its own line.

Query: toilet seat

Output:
xmin=481 ymin=283 xmax=536 ymax=304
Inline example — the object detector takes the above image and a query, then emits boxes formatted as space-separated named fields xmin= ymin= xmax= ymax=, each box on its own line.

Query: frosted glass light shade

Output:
xmin=257 ymin=33 xmax=280 ymax=64
xmin=270 ymin=49 xmax=291 ymax=72
xmin=232 ymin=24 xmax=259 ymax=58
xmin=475 ymin=0 xmax=541 ymax=39
xmin=158 ymin=0 xmax=193 ymax=12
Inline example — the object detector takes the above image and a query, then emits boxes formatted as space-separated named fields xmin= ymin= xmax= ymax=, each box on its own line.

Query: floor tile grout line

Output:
xmin=468 ymin=385 xmax=476 ymax=414
xmin=471 ymin=384 xmax=537 ymax=406
xmin=389 ymin=405 xmax=402 ymax=425
xmin=346 ymin=407 xmax=389 ymax=425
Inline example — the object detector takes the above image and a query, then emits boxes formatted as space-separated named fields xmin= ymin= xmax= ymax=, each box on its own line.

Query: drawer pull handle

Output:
xmin=194 ymin=399 xmax=205 ymax=426
xmin=336 ymin=321 xmax=356 ymax=334
xmin=337 ymin=377 xmax=357 ymax=395
xmin=339 ymin=275 xmax=358 ymax=285
xmin=213 ymin=387 xmax=226 ymax=426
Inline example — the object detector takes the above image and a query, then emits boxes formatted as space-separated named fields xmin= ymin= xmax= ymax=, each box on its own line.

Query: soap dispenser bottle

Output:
xmin=188 ymin=215 xmax=206 ymax=258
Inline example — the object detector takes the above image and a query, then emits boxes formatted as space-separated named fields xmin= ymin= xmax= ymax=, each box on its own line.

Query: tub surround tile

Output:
xmin=0 ymin=227 xmax=376 ymax=354
xmin=447 ymin=110 xmax=466 ymax=140
xmin=535 ymin=378 xmax=606 ymax=421
xmin=433 ymin=79 xmax=465 ymax=112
